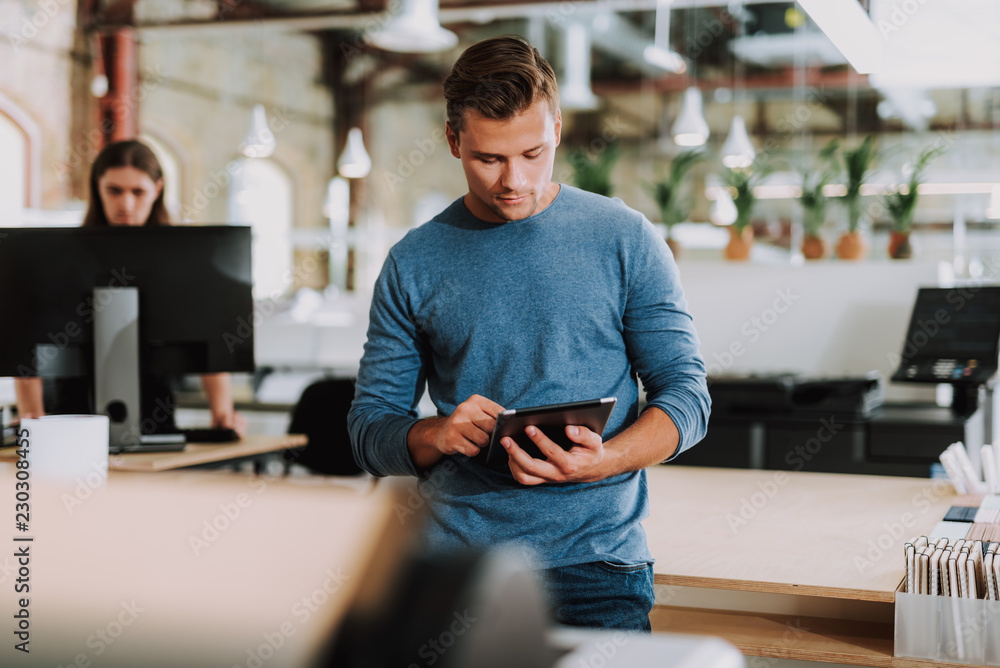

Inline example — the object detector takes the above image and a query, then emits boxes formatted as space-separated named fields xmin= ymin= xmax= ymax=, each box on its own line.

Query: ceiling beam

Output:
xmin=97 ymin=0 xmax=780 ymax=33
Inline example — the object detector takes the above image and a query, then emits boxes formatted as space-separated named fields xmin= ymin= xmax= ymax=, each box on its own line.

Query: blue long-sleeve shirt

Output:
xmin=348 ymin=185 xmax=710 ymax=568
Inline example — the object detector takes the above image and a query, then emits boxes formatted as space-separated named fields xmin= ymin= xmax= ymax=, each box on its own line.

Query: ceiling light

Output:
xmin=643 ymin=0 xmax=686 ymax=73
xmin=671 ymin=87 xmax=709 ymax=147
xmin=90 ymin=35 xmax=108 ymax=98
xmin=368 ymin=0 xmax=457 ymax=54
xmin=560 ymin=22 xmax=599 ymax=111
xmin=709 ymin=189 xmax=738 ymax=226
xmin=337 ymin=127 xmax=372 ymax=179
xmin=721 ymin=115 xmax=755 ymax=169
xmin=796 ymin=0 xmax=883 ymax=74
xmin=241 ymin=104 xmax=276 ymax=159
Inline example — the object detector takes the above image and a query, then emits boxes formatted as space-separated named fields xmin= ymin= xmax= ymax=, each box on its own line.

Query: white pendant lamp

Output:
xmin=721 ymin=115 xmax=756 ymax=169
xmin=337 ymin=127 xmax=372 ymax=179
xmin=368 ymin=0 xmax=457 ymax=54
xmin=709 ymin=189 xmax=738 ymax=226
xmin=643 ymin=0 xmax=686 ymax=73
xmin=241 ymin=104 xmax=276 ymax=159
xmin=560 ymin=22 xmax=599 ymax=111
xmin=672 ymin=87 xmax=709 ymax=147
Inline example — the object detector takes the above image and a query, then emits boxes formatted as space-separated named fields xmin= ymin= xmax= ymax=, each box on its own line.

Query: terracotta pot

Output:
xmin=835 ymin=231 xmax=867 ymax=260
xmin=801 ymin=235 xmax=827 ymax=260
xmin=724 ymin=226 xmax=753 ymax=261
xmin=888 ymin=231 xmax=912 ymax=259
xmin=666 ymin=237 xmax=682 ymax=259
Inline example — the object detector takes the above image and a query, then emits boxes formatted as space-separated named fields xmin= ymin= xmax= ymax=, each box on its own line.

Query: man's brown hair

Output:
xmin=443 ymin=35 xmax=559 ymax=135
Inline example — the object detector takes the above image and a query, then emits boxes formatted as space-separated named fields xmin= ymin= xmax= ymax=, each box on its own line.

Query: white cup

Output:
xmin=22 ymin=415 xmax=110 ymax=485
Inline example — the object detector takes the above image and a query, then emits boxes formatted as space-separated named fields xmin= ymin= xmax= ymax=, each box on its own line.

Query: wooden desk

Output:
xmin=108 ymin=433 xmax=307 ymax=471
xmin=0 ymin=467 xmax=400 ymax=667
xmin=644 ymin=466 xmax=962 ymax=667
xmin=0 ymin=433 xmax=306 ymax=471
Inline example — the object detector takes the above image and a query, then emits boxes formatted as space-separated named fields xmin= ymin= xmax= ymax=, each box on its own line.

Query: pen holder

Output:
xmin=895 ymin=585 xmax=1000 ymax=665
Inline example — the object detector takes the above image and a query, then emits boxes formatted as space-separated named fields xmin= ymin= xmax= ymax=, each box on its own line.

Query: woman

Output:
xmin=15 ymin=139 xmax=246 ymax=436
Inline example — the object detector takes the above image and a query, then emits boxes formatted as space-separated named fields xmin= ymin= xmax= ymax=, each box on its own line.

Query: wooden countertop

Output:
xmin=644 ymin=466 xmax=955 ymax=603
xmin=0 ymin=467 xmax=398 ymax=667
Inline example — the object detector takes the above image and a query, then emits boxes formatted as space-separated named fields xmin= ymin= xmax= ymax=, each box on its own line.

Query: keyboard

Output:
xmin=179 ymin=427 xmax=241 ymax=444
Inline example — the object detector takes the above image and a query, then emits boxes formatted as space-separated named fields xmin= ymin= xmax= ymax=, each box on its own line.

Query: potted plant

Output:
xmin=798 ymin=139 xmax=839 ymax=260
xmin=720 ymin=164 xmax=766 ymax=260
xmin=884 ymin=145 xmax=945 ymax=259
xmin=569 ymin=143 xmax=621 ymax=197
xmin=836 ymin=134 xmax=877 ymax=260
xmin=644 ymin=150 xmax=705 ymax=257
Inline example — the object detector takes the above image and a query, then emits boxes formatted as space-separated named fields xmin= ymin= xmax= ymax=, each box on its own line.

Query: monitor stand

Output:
xmin=92 ymin=287 xmax=184 ymax=453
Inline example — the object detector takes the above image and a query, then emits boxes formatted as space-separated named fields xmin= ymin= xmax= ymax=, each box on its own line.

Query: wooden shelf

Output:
xmin=651 ymin=605 xmax=987 ymax=668
xmin=651 ymin=605 xmax=895 ymax=667
xmin=653 ymin=573 xmax=904 ymax=604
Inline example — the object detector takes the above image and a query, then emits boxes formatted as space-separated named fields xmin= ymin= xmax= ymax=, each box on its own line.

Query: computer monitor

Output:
xmin=0 ymin=226 xmax=254 ymax=451
xmin=891 ymin=285 xmax=1000 ymax=414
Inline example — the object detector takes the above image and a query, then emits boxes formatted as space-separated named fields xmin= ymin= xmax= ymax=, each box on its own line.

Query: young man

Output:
xmin=348 ymin=35 xmax=710 ymax=632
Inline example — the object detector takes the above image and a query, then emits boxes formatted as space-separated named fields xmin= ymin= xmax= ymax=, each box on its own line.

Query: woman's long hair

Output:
xmin=82 ymin=140 xmax=170 ymax=227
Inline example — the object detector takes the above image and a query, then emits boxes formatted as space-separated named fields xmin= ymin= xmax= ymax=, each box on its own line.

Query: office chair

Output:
xmin=285 ymin=377 xmax=364 ymax=475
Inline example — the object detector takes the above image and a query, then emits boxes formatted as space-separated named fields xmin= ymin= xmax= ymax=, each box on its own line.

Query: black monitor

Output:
xmin=891 ymin=286 xmax=1000 ymax=415
xmin=0 ymin=226 xmax=254 ymax=451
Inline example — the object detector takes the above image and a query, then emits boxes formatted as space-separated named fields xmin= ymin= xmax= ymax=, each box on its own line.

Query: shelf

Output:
xmin=651 ymin=605 xmax=986 ymax=668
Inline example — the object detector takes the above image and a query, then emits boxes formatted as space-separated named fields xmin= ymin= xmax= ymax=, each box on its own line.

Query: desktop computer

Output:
xmin=0 ymin=225 xmax=255 ymax=452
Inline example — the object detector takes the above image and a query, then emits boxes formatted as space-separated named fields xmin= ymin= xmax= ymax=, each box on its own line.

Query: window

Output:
xmin=0 ymin=113 xmax=27 ymax=222
xmin=226 ymin=158 xmax=293 ymax=298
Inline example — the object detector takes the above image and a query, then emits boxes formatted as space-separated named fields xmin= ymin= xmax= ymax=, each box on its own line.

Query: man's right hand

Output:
xmin=407 ymin=394 xmax=504 ymax=469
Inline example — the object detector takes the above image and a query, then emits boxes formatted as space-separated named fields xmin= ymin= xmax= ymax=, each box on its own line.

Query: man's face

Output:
xmin=446 ymin=99 xmax=561 ymax=223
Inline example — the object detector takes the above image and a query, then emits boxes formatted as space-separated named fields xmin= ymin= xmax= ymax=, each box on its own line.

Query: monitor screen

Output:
xmin=0 ymin=225 xmax=255 ymax=449
xmin=892 ymin=286 xmax=1000 ymax=385
xmin=0 ymin=225 xmax=254 ymax=379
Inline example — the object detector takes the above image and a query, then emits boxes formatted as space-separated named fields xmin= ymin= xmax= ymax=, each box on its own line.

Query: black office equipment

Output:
xmin=707 ymin=373 xmax=882 ymax=419
xmin=0 ymin=226 xmax=254 ymax=452
xmin=675 ymin=287 xmax=1000 ymax=478
xmin=179 ymin=427 xmax=241 ymax=444
xmin=891 ymin=286 xmax=1000 ymax=415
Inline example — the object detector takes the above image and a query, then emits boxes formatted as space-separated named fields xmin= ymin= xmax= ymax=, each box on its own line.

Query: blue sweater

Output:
xmin=348 ymin=185 xmax=710 ymax=568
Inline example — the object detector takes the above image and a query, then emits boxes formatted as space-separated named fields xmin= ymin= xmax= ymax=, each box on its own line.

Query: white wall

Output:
xmin=678 ymin=259 xmax=945 ymax=402
xmin=254 ymin=259 xmax=954 ymax=404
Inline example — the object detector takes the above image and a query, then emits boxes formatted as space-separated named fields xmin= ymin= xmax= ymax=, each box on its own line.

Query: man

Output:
xmin=348 ymin=35 xmax=710 ymax=632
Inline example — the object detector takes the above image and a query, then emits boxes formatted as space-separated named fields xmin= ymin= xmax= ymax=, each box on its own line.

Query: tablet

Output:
xmin=481 ymin=397 xmax=617 ymax=469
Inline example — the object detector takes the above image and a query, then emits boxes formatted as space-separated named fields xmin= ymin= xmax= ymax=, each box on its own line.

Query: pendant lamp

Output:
xmin=338 ymin=127 xmax=372 ymax=179
xmin=672 ymin=87 xmax=709 ymax=147
xmin=368 ymin=0 xmax=457 ymax=54
xmin=560 ymin=22 xmax=599 ymax=111
xmin=241 ymin=105 xmax=276 ymax=159
xmin=643 ymin=0 xmax=686 ymax=73
xmin=721 ymin=115 xmax=756 ymax=169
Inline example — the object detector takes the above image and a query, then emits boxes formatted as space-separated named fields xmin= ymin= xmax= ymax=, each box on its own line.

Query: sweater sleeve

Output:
xmin=347 ymin=254 xmax=425 ymax=477
xmin=622 ymin=220 xmax=711 ymax=459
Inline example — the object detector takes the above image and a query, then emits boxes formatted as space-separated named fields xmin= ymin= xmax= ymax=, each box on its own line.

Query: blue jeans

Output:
xmin=541 ymin=560 xmax=654 ymax=633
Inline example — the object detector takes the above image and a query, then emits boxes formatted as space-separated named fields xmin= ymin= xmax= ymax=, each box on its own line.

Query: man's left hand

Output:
xmin=502 ymin=425 xmax=605 ymax=485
